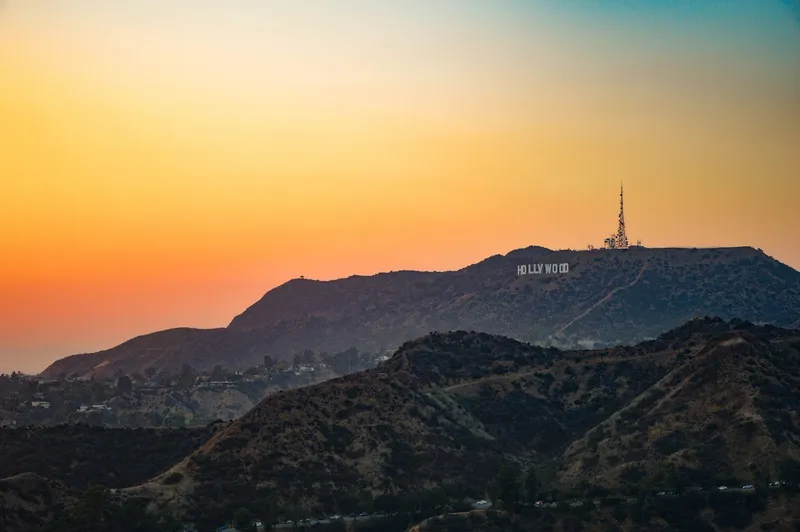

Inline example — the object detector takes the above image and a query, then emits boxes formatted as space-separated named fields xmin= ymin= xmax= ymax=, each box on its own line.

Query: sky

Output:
xmin=1 ymin=0 xmax=798 ymax=374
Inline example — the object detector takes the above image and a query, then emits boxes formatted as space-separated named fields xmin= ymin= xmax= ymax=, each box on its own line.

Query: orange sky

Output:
xmin=1 ymin=1 xmax=798 ymax=373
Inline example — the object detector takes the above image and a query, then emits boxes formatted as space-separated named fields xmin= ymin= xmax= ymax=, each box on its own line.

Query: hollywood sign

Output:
xmin=517 ymin=263 xmax=570 ymax=275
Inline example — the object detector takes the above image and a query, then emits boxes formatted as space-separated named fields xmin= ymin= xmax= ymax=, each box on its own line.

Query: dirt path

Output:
xmin=440 ymin=351 xmax=667 ymax=394
xmin=554 ymin=262 xmax=649 ymax=337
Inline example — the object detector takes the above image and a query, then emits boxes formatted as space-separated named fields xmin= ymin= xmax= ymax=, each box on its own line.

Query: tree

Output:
xmin=263 ymin=355 xmax=276 ymax=371
xmin=177 ymin=364 xmax=197 ymax=387
xmin=491 ymin=463 xmax=521 ymax=512
xmin=418 ymin=488 xmax=448 ymax=515
xmin=374 ymin=493 xmax=400 ymax=514
xmin=210 ymin=365 xmax=226 ymax=381
xmin=778 ymin=458 xmax=800 ymax=482
xmin=337 ymin=488 xmax=358 ymax=518
xmin=332 ymin=351 xmax=351 ymax=375
xmin=358 ymin=490 xmax=375 ymax=515
xmin=42 ymin=489 xmax=181 ymax=532
xmin=90 ymin=382 xmax=106 ymax=402
xmin=233 ymin=507 xmax=253 ymax=531
xmin=73 ymin=485 xmax=114 ymax=528
xmin=523 ymin=468 xmax=539 ymax=504
xmin=301 ymin=349 xmax=316 ymax=364
xmin=116 ymin=375 xmax=132 ymax=394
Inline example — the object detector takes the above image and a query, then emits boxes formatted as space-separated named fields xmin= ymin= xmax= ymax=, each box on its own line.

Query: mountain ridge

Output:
xmin=117 ymin=319 xmax=800 ymax=526
xmin=41 ymin=245 xmax=800 ymax=379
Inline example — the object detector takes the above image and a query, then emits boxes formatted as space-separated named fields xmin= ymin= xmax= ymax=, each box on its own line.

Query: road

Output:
xmin=273 ymin=513 xmax=397 ymax=528
xmin=247 ymin=483 xmax=792 ymax=529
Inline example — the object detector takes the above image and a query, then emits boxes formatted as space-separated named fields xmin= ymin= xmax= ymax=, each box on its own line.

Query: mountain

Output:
xmin=125 ymin=319 xmax=800 ymax=527
xmin=40 ymin=245 xmax=800 ymax=379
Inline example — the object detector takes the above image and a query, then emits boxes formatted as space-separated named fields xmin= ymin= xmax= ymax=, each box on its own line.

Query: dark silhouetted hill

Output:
xmin=0 ymin=473 xmax=72 ymax=532
xmin=0 ymin=423 xmax=220 ymax=490
xmin=122 ymin=319 xmax=800 ymax=526
xmin=41 ymin=246 xmax=800 ymax=379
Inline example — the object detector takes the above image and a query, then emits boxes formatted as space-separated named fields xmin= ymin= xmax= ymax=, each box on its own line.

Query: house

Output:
xmin=31 ymin=401 xmax=50 ymax=409
xmin=209 ymin=381 xmax=235 ymax=389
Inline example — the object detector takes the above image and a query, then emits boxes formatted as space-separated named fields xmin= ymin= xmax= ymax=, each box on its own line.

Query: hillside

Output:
xmin=41 ymin=246 xmax=800 ymax=379
xmin=0 ymin=473 xmax=72 ymax=532
xmin=126 ymin=319 xmax=800 ymax=527
xmin=0 ymin=423 xmax=220 ymax=490
xmin=557 ymin=321 xmax=800 ymax=493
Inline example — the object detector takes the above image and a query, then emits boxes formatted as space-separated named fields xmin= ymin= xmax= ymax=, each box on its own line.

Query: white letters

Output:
xmin=516 ymin=263 xmax=570 ymax=276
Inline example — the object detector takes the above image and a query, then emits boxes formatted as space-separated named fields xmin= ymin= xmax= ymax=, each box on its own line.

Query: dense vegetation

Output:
xmin=0 ymin=423 xmax=219 ymax=489
xmin=5 ymin=319 xmax=800 ymax=532
xmin=112 ymin=319 xmax=800 ymax=529
xmin=39 ymin=486 xmax=183 ymax=532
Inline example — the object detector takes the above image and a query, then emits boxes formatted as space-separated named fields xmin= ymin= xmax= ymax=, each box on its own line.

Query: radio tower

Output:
xmin=615 ymin=182 xmax=629 ymax=249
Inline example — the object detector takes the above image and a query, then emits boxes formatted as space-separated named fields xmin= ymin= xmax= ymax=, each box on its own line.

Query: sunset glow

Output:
xmin=2 ymin=0 xmax=799 ymax=373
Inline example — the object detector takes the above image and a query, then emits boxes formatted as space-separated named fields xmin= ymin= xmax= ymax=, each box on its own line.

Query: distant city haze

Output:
xmin=1 ymin=1 xmax=798 ymax=374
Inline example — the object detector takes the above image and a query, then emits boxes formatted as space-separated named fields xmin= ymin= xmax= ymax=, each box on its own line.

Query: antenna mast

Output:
xmin=615 ymin=182 xmax=629 ymax=249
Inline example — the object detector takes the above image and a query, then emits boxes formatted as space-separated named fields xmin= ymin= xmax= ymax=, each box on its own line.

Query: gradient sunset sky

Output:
xmin=1 ymin=1 xmax=798 ymax=374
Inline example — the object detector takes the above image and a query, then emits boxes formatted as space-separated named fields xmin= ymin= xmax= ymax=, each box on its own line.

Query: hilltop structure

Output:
xmin=589 ymin=183 xmax=641 ymax=250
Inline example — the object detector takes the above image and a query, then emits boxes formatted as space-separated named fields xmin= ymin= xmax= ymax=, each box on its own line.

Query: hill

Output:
xmin=125 ymin=319 xmax=800 ymax=527
xmin=557 ymin=320 xmax=800 ymax=493
xmin=0 ymin=423 xmax=221 ymax=490
xmin=40 ymin=245 xmax=800 ymax=379
xmin=0 ymin=473 xmax=72 ymax=532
